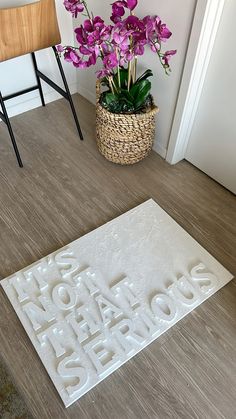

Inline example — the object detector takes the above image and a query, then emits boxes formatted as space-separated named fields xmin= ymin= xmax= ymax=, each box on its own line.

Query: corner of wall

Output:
xmin=152 ymin=143 xmax=167 ymax=159
xmin=77 ymin=84 xmax=96 ymax=105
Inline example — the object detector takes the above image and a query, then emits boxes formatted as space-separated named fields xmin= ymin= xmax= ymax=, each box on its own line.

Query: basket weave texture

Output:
xmin=96 ymin=81 xmax=159 ymax=165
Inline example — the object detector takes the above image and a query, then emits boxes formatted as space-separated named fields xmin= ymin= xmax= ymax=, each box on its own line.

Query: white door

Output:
xmin=185 ymin=0 xmax=236 ymax=194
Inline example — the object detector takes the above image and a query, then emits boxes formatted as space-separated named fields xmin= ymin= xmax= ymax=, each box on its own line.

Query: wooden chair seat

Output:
xmin=0 ymin=0 xmax=61 ymax=62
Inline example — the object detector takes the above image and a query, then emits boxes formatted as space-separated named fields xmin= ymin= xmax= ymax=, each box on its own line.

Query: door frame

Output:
xmin=166 ymin=0 xmax=226 ymax=164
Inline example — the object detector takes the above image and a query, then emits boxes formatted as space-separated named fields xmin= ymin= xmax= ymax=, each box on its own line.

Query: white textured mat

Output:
xmin=1 ymin=199 xmax=233 ymax=407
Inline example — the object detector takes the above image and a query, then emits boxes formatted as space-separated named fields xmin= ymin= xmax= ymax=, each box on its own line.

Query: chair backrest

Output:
xmin=0 ymin=0 xmax=61 ymax=62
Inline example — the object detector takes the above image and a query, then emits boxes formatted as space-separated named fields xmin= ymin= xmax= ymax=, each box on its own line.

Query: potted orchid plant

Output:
xmin=59 ymin=0 xmax=176 ymax=164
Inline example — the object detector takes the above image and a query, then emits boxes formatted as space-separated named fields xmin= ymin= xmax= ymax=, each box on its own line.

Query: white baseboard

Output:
xmin=77 ymin=84 xmax=96 ymax=105
xmin=153 ymin=142 xmax=167 ymax=159
xmin=1 ymin=82 xmax=77 ymax=119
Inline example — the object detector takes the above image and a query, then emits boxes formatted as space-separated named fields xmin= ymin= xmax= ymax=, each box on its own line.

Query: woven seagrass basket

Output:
xmin=96 ymin=81 xmax=159 ymax=165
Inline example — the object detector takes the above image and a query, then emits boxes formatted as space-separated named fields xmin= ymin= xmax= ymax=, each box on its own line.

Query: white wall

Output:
xmin=75 ymin=0 xmax=197 ymax=157
xmin=0 ymin=0 xmax=76 ymax=117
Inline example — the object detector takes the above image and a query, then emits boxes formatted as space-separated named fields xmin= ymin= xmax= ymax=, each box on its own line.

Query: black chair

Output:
xmin=0 ymin=0 xmax=83 ymax=167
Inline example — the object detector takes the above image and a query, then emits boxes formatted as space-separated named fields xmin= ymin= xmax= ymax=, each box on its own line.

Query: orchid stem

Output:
xmin=118 ymin=67 xmax=121 ymax=91
xmin=128 ymin=58 xmax=136 ymax=88
xmin=108 ymin=77 xmax=115 ymax=94
xmin=132 ymin=57 xmax=137 ymax=84
xmin=128 ymin=61 xmax=132 ymax=91
xmin=83 ymin=1 xmax=92 ymax=20
xmin=111 ymin=76 xmax=119 ymax=93
xmin=116 ymin=48 xmax=121 ymax=91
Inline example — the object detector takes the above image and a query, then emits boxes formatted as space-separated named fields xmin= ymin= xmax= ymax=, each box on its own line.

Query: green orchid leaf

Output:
xmin=120 ymin=89 xmax=134 ymax=103
xmin=130 ymin=79 xmax=152 ymax=107
xmin=112 ymin=68 xmax=129 ymax=90
xmin=134 ymin=80 xmax=152 ymax=109
xmin=104 ymin=92 xmax=119 ymax=105
xmin=100 ymin=78 xmax=153 ymax=114
xmin=135 ymin=69 xmax=153 ymax=85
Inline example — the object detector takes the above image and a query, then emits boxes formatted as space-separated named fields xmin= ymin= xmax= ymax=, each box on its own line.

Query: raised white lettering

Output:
xmin=111 ymin=318 xmax=146 ymax=356
xmin=84 ymin=335 xmax=121 ymax=377
xmin=37 ymin=321 xmax=70 ymax=357
xmin=22 ymin=300 xmax=55 ymax=331
xmin=167 ymin=275 xmax=200 ymax=305
xmin=191 ymin=263 xmax=218 ymax=293
xmin=66 ymin=306 xmax=100 ymax=343
xmin=57 ymin=352 xmax=88 ymax=397
xmin=54 ymin=248 xmax=79 ymax=278
xmin=111 ymin=277 xmax=140 ymax=310
xmin=151 ymin=293 xmax=177 ymax=322
xmin=96 ymin=295 xmax=122 ymax=326
xmin=52 ymin=283 xmax=77 ymax=310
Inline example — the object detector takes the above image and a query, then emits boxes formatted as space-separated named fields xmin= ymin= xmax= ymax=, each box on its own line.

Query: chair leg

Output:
xmin=52 ymin=46 xmax=83 ymax=140
xmin=31 ymin=52 xmax=45 ymax=107
xmin=0 ymin=91 xmax=23 ymax=168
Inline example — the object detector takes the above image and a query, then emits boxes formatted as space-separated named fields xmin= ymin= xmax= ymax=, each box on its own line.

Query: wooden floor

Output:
xmin=0 ymin=94 xmax=235 ymax=419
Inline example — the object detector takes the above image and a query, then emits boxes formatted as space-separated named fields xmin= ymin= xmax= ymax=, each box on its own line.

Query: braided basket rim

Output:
xmin=96 ymin=101 xmax=159 ymax=120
